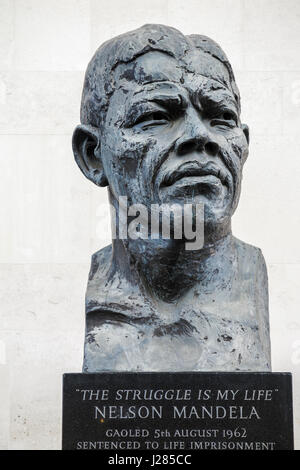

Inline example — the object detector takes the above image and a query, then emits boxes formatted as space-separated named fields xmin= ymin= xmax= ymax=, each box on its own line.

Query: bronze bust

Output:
xmin=73 ymin=24 xmax=271 ymax=373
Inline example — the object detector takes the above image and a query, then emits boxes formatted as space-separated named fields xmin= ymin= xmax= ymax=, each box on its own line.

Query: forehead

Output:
xmin=111 ymin=50 xmax=236 ymax=107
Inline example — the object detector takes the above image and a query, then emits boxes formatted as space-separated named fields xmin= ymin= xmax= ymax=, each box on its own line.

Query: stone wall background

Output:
xmin=0 ymin=0 xmax=299 ymax=449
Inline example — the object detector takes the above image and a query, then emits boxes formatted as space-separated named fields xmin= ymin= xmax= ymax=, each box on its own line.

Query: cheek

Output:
xmin=114 ymin=132 xmax=163 ymax=180
xmin=102 ymin=130 xmax=161 ymax=201
xmin=227 ymin=131 xmax=249 ymax=163
xmin=106 ymin=125 xmax=158 ymax=161
xmin=219 ymin=133 xmax=247 ymax=194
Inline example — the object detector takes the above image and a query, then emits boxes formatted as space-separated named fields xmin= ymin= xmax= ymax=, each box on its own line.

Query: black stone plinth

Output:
xmin=62 ymin=372 xmax=294 ymax=450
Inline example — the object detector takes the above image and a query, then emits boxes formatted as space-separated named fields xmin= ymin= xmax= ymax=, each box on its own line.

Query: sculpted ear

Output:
xmin=242 ymin=123 xmax=250 ymax=145
xmin=72 ymin=124 xmax=108 ymax=187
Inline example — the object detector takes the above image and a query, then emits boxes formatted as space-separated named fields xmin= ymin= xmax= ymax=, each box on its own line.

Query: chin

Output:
xmin=203 ymin=202 xmax=233 ymax=227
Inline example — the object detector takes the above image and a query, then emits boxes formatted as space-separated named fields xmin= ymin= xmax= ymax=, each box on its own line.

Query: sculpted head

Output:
xmin=73 ymin=24 xmax=249 ymax=239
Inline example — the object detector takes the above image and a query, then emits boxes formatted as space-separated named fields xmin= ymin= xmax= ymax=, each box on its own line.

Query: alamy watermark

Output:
xmin=96 ymin=196 xmax=204 ymax=250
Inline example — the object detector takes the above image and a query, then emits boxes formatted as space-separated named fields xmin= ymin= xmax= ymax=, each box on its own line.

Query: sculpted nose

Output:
xmin=175 ymin=116 xmax=219 ymax=157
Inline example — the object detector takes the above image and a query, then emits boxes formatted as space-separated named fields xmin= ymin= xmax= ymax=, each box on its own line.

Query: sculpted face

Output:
xmin=98 ymin=49 xmax=249 ymax=229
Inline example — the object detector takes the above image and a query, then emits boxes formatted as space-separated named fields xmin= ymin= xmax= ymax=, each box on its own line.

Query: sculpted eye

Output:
xmin=210 ymin=110 xmax=238 ymax=127
xmin=223 ymin=111 xmax=235 ymax=121
xmin=134 ymin=111 xmax=169 ymax=127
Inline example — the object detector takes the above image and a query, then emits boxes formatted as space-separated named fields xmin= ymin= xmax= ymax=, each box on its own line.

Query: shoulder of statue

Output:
xmin=231 ymin=236 xmax=268 ymax=288
xmin=88 ymin=244 xmax=112 ymax=281
xmin=232 ymin=236 xmax=265 ymax=261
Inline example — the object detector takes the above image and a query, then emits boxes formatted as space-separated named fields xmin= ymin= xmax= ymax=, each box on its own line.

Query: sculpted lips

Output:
xmin=162 ymin=161 xmax=229 ymax=188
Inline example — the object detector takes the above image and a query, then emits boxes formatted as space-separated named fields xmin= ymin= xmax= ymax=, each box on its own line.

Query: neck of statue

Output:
xmin=110 ymin=220 xmax=233 ymax=303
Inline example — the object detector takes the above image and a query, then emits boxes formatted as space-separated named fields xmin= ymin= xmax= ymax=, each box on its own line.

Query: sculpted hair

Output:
xmin=80 ymin=23 xmax=240 ymax=128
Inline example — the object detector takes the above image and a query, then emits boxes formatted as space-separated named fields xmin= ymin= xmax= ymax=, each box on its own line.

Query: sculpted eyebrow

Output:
xmin=128 ymin=93 xmax=187 ymax=111
xmin=199 ymin=92 xmax=238 ymax=112
xmin=148 ymin=94 xmax=187 ymax=109
xmin=124 ymin=94 xmax=187 ymax=125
